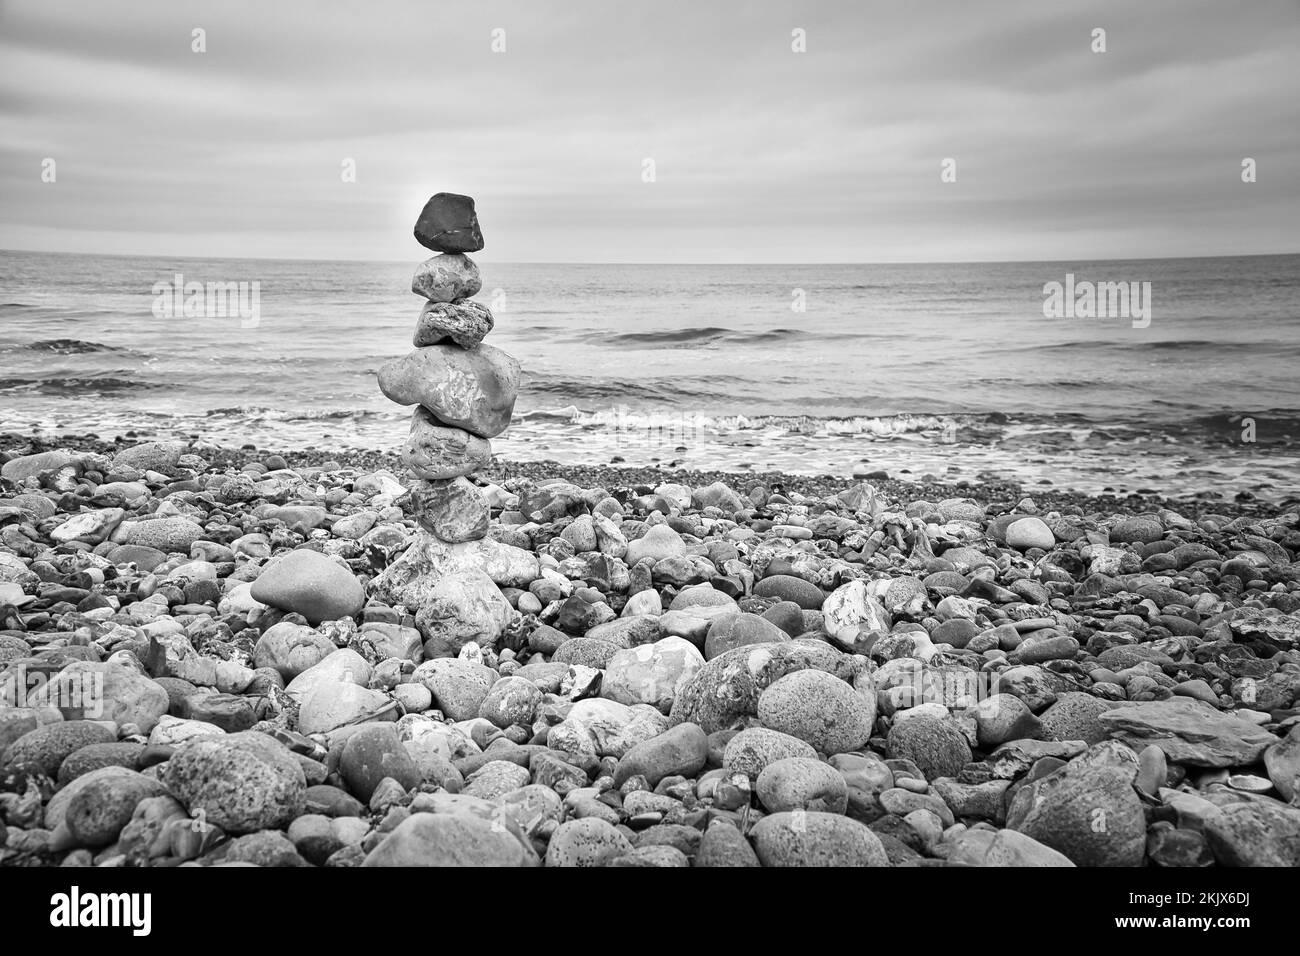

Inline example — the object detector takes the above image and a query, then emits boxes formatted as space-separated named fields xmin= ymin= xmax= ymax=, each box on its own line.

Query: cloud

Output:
xmin=0 ymin=0 xmax=1296 ymax=261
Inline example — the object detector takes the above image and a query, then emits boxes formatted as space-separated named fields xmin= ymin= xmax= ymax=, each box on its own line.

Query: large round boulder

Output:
xmin=757 ymin=669 xmax=875 ymax=755
xmin=162 ymin=731 xmax=307 ymax=834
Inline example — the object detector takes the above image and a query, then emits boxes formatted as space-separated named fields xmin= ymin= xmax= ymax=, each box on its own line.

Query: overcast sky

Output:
xmin=1 ymin=0 xmax=1296 ymax=263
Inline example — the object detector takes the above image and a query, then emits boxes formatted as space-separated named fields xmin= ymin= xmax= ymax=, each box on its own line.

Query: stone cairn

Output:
xmin=378 ymin=193 xmax=521 ymax=545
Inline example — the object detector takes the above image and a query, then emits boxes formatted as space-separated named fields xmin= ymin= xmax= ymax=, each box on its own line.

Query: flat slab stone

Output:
xmin=1098 ymin=698 xmax=1279 ymax=768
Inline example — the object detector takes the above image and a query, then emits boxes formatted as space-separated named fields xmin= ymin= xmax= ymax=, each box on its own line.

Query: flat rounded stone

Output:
xmin=122 ymin=516 xmax=205 ymax=553
xmin=362 ymin=812 xmax=534 ymax=867
xmin=756 ymin=757 xmax=849 ymax=813
xmin=3 ymin=721 xmax=117 ymax=778
xmin=753 ymin=574 xmax=826 ymax=610
xmin=28 ymin=662 xmax=168 ymax=733
xmin=340 ymin=724 xmax=422 ymax=802
xmin=1097 ymin=698 xmax=1280 ymax=768
xmin=1005 ymin=517 xmax=1054 ymax=550
xmin=704 ymin=613 xmax=790 ymax=661
xmin=250 ymin=549 xmax=365 ymax=625
xmin=378 ymin=343 xmax=520 ymax=440
xmin=411 ymin=253 xmax=482 ymax=302
xmin=57 ymin=741 xmax=145 ymax=784
xmin=613 ymin=722 xmax=709 ymax=787
xmin=1 ymin=449 xmax=76 ymax=483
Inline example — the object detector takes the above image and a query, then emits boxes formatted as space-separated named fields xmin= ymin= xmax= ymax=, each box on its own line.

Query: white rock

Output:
xmin=148 ymin=714 xmax=227 ymax=747
xmin=217 ymin=581 xmax=267 ymax=616
xmin=373 ymin=531 xmax=540 ymax=601
xmin=298 ymin=683 xmax=394 ymax=735
xmin=822 ymin=580 xmax=890 ymax=648
xmin=601 ymin=637 xmax=705 ymax=713
xmin=285 ymin=649 xmax=373 ymax=704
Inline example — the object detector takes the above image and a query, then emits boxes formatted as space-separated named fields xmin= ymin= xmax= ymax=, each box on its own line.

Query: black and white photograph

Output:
xmin=0 ymin=0 xmax=1297 ymax=913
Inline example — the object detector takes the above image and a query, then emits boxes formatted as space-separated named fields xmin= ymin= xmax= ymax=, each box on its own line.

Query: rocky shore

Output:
xmin=1 ymin=432 xmax=1298 ymax=868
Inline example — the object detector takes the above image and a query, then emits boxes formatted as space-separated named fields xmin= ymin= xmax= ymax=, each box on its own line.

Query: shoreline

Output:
xmin=1 ymin=430 xmax=1290 ymax=521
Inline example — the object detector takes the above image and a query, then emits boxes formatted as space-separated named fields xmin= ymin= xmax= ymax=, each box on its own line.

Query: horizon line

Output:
xmin=1 ymin=246 xmax=1297 ymax=268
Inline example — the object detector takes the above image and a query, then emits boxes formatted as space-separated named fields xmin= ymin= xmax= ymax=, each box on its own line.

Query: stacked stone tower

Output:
xmin=378 ymin=193 xmax=520 ymax=543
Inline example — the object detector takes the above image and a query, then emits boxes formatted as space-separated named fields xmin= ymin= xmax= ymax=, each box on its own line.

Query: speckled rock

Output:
xmin=3 ymin=721 xmax=116 ymax=777
xmin=65 ymin=770 xmax=168 ymax=848
xmin=757 ymin=669 xmax=875 ymax=755
xmin=751 ymin=811 xmax=888 ymax=867
xmin=670 ymin=640 xmax=855 ymax=734
xmin=545 ymin=817 xmax=634 ymax=867
xmin=723 ymin=727 xmax=818 ymax=779
xmin=415 ymin=658 xmax=496 ymax=721
xmin=162 ymin=731 xmax=307 ymax=834
xmin=121 ymin=516 xmax=205 ymax=553
xmin=695 ymin=818 xmax=761 ymax=867
xmin=886 ymin=715 xmax=972 ymax=781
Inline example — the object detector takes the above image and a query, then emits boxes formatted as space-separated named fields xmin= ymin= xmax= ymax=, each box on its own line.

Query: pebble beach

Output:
xmin=1 ymin=429 xmax=1298 ymax=868
xmin=2 ymin=191 xmax=1298 ymax=872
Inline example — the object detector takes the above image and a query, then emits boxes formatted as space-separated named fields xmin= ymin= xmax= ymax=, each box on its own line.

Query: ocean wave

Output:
xmin=0 ymin=374 xmax=164 ymax=394
xmin=525 ymin=372 xmax=746 ymax=404
xmin=604 ymin=326 xmax=737 ymax=346
xmin=599 ymin=326 xmax=873 ymax=347
xmin=564 ymin=409 xmax=970 ymax=437
xmin=204 ymin=405 xmax=391 ymax=422
xmin=20 ymin=338 xmax=129 ymax=355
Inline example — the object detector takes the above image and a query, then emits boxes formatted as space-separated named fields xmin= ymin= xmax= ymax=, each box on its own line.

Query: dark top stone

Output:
xmin=414 ymin=193 xmax=484 ymax=253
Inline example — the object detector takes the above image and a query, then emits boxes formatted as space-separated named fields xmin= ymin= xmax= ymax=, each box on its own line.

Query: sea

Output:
xmin=2 ymin=250 xmax=1298 ymax=500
